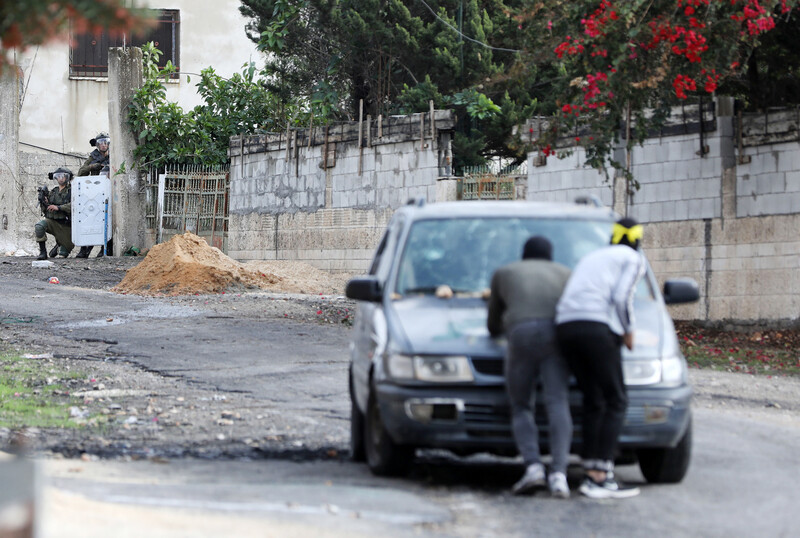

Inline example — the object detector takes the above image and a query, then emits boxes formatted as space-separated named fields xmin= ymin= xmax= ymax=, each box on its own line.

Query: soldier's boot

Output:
xmin=37 ymin=242 xmax=48 ymax=261
xmin=49 ymin=243 xmax=59 ymax=258
xmin=58 ymin=247 xmax=72 ymax=259
xmin=76 ymin=246 xmax=91 ymax=258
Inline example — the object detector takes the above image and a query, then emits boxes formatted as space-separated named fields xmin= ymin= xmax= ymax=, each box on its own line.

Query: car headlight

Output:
xmin=623 ymin=359 xmax=662 ymax=386
xmin=660 ymin=355 xmax=687 ymax=386
xmin=386 ymin=354 xmax=474 ymax=383
xmin=623 ymin=356 xmax=687 ymax=387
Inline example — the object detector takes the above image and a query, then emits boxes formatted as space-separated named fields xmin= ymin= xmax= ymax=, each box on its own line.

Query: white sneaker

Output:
xmin=512 ymin=463 xmax=546 ymax=495
xmin=578 ymin=475 xmax=640 ymax=499
xmin=548 ymin=471 xmax=570 ymax=499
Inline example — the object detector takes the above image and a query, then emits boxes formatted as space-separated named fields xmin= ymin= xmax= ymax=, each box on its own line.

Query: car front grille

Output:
xmin=463 ymin=403 xmax=512 ymax=438
xmin=471 ymin=358 xmax=504 ymax=376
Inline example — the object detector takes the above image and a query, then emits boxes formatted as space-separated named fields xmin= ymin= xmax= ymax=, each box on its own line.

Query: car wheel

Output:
xmin=349 ymin=372 xmax=366 ymax=462
xmin=364 ymin=386 xmax=413 ymax=476
xmin=637 ymin=419 xmax=692 ymax=484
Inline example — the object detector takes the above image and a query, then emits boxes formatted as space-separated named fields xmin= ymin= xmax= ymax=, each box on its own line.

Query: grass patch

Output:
xmin=677 ymin=323 xmax=800 ymax=377
xmin=0 ymin=352 xmax=87 ymax=428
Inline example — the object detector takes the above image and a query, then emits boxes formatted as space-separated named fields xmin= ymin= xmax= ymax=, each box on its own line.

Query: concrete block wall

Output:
xmin=526 ymin=147 xmax=614 ymax=206
xmin=228 ymin=111 xmax=456 ymax=273
xmin=529 ymin=128 xmax=730 ymax=222
xmin=645 ymin=215 xmax=800 ymax=324
xmin=229 ymin=208 xmax=393 ymax=273
xmin=525 ymin=100 xmax=800 ymax=325
xmin=628 ymin=124 xmax=730 ymax=222
xmin=736 ymin=140 xmax=800 ymax=216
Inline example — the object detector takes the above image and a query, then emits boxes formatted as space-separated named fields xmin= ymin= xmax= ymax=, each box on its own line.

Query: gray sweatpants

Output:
xmin=505 ymin=319 xmax=573 ymax=474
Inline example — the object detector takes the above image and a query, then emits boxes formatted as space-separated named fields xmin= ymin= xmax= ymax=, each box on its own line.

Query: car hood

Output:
xmin=389 ymin=297 xmax=504 ymax=357
xmin=387 ymin=296 xmax=667 ymax=360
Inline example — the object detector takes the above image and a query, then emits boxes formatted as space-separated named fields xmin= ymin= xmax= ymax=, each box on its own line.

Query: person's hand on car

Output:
xmin=623 ymin=332 xmax=634 ymax=350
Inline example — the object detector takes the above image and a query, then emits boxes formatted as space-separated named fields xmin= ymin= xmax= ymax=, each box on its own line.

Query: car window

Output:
xmin=370 ymin=215 xmax=405 ymax=280
xmin=394 ymin=216 xmax=616 ymax=295
xmin=368 ymin=233 xmax=388 ymax=276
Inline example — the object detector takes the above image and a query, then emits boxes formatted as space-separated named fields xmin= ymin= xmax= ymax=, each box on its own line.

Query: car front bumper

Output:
xmin=374 ymin=382 xmax=692 ymax=454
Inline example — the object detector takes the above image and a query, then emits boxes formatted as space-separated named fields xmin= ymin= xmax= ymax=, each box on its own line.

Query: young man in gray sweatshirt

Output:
xmin=555 ymin=217 xmax=646 ymax=499
xmin=487 ymin=236 xmax=572 ymax=498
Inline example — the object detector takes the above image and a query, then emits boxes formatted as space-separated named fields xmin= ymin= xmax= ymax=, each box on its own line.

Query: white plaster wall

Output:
xmin=14 ymin=0 xmax=260 ymax=155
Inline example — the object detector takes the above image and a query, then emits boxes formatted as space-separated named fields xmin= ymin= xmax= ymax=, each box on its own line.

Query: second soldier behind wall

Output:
xmin=76 ymin=132 xmax=111 ymax=258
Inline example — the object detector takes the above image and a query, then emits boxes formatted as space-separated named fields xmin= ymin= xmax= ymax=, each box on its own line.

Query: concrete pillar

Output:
xmin=108 ymin=47 xmax=143 ymax=256
xmin=436 ymin=177 xmax=459 ymax=202
xmin=612 ymin=171 xmax=628 ymax=217
xmin=0 ymin=68 xmax=21 ymax=253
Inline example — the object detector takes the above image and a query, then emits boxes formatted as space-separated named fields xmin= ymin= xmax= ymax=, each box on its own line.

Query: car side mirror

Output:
xmin=346 ymin=276 xmax=383 ymax=302
xmin=663 ymin=278 xmax=700 ymax=304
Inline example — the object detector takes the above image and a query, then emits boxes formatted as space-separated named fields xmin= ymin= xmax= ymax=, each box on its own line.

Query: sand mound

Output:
xmin=112 ymin=233 xmax=282 ymax=296
xmin=243 ymin=260 xmax=351 ymax=295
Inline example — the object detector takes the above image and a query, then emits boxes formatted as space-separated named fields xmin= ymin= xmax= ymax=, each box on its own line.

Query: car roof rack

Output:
xmin=574 ymin=194 xmax=604 ymax=207
xmin=406 ymin=197 xmax=426 ymax=207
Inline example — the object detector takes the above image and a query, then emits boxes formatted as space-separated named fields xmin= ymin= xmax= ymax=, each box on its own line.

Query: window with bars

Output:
xmin=70 ymin=9 xmax=180 ymax=78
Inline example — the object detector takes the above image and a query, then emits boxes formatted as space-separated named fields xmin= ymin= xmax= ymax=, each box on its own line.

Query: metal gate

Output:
xmin=459 ymin=165 xmax=524 ymax=200
xmin=145 ymin=165 xmax=230 ymax=251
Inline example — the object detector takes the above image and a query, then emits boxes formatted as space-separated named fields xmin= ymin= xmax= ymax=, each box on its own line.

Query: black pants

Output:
xmin=556 ymin=321 xmax=627 ymax=471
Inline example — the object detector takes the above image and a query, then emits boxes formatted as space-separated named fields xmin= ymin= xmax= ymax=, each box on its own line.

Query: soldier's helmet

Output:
xmin=48 ymin=167 xmax=74 ymax=181
xmin=90 ymin=132 xmax=111 ymax=147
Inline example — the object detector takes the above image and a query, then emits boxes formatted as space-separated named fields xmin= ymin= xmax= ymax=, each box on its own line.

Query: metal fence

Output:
xmin=145 ymin=165 xmax=230 ymax=251
xmin=460 ymin=167 xmax=520 ymax=201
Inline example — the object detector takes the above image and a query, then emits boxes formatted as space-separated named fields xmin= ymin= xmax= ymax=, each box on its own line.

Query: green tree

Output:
xmin=128 ymin=43 xmax=297 ymax=169
xmin=239 ymin=0 xmax=533 ymax=171
xmin=0 ymin=0 xmax=153 ymax=72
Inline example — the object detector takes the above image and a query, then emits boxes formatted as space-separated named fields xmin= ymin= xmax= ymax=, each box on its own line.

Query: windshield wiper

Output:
xmin=401 ymin=287 xmax=439 ymax=295
xmin=401 ymin=286 xmax=477 ymax=296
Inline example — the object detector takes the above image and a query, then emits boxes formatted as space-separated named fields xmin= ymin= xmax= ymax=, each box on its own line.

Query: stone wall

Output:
xmin=11 ymin=152 xmax=85 ymax=254
xmin=228 ymin=111 xmax=456 ymax=273
xmin=527 ymin=98 xmax=800 ymax=326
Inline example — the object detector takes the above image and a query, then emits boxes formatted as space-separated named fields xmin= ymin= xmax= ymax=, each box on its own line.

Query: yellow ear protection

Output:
xmin=611 ymin=223 xmax=643 ymax=245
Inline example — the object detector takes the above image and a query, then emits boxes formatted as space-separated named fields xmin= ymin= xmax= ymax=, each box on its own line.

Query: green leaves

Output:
xmin=128 ymin=43 xmax=307 ymax=169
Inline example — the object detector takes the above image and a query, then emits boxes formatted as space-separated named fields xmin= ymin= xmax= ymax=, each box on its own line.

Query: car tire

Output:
xmin=349 ymin=372 xmax=366 ymax=462
xmin=364 ymin=386 xmax=413 ymax=476
xmin=637 ymin=419 xmax=692 ymax=484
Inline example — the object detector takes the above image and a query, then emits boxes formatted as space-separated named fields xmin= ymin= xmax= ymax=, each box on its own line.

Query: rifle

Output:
xmin=37 ymin=186 xmax=49 ymax=216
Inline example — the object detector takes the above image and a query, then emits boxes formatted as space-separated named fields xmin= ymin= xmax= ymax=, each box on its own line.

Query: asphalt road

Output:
xmin=1 ymin=275 xmax=799 ymax=537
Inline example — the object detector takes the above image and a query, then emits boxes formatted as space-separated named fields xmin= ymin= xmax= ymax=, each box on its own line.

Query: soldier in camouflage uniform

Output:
xmin=35 ymin=167 xmax=74 ymax=260
xmin=78 ymin=132 xmax=110 ymax=176
xmin=76 ymin=132 xmax=111 ymax=258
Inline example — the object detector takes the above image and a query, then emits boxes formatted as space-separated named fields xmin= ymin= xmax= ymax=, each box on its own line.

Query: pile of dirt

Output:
xmin=110 ymin=233 xmax=354 ymax=296
xmin=243 ymin=260 xmax=352 ymax=295
xmin=112 ymin=233 xmax=282 ymax=296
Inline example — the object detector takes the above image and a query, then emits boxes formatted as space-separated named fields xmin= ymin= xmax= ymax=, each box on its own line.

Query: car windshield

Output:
xmin=395 ymin=216 xmax=639 ymax=296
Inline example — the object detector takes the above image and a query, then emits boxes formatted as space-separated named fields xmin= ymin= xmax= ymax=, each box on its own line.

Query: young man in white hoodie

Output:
xmin=555 ymin=217 xmax=646 ymax=499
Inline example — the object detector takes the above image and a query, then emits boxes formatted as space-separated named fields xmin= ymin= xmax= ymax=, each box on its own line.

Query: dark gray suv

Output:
xmin=346 ymin=199 xmax=699 ymax=482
